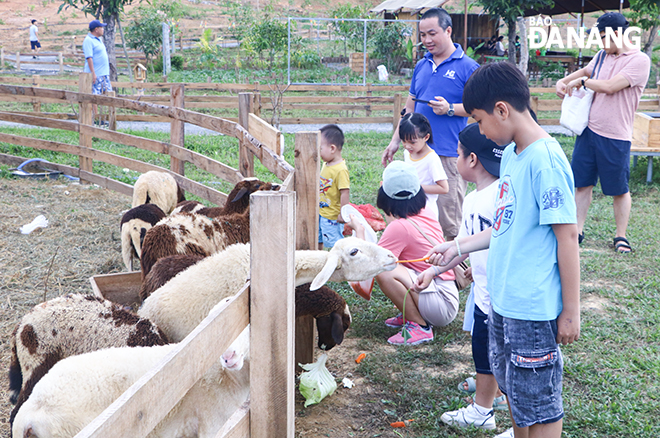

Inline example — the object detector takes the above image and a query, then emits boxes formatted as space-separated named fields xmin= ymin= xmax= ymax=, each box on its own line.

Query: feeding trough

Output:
xmin=89 ymin=271 xmax=142 ymax=309
xmin=11 ymin=158 xmax=63 ymax=180
xmin=631 ymin=112 xmax=660 ymax=184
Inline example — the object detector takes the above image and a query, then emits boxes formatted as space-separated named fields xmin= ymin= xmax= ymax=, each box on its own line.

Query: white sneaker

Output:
xmin=495 ymin=427 xmax=515 ymax=438
xmin=440 ymin=403 xmax=496 ymax=430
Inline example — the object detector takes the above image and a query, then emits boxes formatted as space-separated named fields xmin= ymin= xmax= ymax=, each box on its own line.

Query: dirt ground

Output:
xmin=0 ymin=177 xmax=419 ymax=438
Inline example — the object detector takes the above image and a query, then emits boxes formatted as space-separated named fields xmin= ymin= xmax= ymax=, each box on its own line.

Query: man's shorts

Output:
xmin=488 ymin=310 xmax=564 ymax=428
xmin=405 ymin=268 xmax=458 ymax=328
xmin=30 ymin=41 xmax=41 ymax=50
xmin=318 ymin=215 xmax=344 ymax=248
xmin=92 ymin=75 xmax=113 ymax=95
xmin=572 ymin=127 xmax=631 ymax=196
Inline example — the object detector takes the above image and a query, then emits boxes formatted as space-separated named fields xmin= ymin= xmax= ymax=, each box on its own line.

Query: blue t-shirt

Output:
xmin=83 ymin=33 xmax=109 ymax=77
xmin=409 ymin=44 xmax=479 ymax=157
xmin=487 ymin=137 xmax=576 ymax=321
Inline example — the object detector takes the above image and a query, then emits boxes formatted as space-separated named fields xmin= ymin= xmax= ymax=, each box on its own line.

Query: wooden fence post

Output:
xmin=32 ymin=75 xmax=41 ymax=113
xmin=366 ymin=83 xmax=372 ymax=117
xmin=107 ymin=91 xmax=117 ymax=131
xmin=293 ymin=131 xmax=320 ymax=370
xmin=530 ymin=95 xmax=539 ymax=115
xmin=170 ymin=84 xmax=185 ymax=175
xmin=58 ymin=52 xmax=63 ymax=74
xmin=238 ymin=92 xmax=255 ymax=178
xmin=1 ymin=48 xmax=4 ymax=70
xmin=15 ymin=52 xmax=20 ymax=71
xmin=78 ymin=73 xmax=93 ymax=183
xmin=392 ymin=93 xmax=403 ymax=129
xmin=250 ymin=191 xmax=296 ymax=438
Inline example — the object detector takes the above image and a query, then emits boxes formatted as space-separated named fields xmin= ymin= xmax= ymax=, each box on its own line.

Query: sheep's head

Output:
xmin=230 ymin=179 xmax=281 ymax=204
xmin=317 ymin=303 xmax=351 ymax=351
xmin=310 ymin=237 xmax=396 ymax=290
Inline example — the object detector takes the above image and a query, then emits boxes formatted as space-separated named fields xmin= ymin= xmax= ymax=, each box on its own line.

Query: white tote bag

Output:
xmin=559 ymin=51 xmax=605 ymax=136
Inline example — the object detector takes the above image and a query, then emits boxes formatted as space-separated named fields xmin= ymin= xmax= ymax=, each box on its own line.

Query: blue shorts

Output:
xmin=472 ymin=305 xmax=492 ymax=375
xmin=30 ymin=41 xmax=41 ymax=50
xmin=318 ymin=215 xmax=344 ymax=248
xmin=572 ymin=127 xmax=630 ymax=196
xmin=92 ymin=75 xmax=113 ymax=95
xmin=489 ymin=310 xmax=564 ymax=428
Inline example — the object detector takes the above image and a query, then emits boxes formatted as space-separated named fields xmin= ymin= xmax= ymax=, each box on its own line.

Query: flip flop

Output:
xmin=492 ymin=394 xmax=508 ymax=411
xmin=457 ymin=377 xmax=476 ymax=394
xmin=578 ymin=232 xmax=584 ymax=244
xmin=613 ymin=237 xmax=632 ymax=254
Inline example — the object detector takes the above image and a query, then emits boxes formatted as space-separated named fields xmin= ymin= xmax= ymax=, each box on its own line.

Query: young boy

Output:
xmin=426 ymin=62 xmax=580 ymax=438
xmin=29 ymin=20 xmax=41 ymax=58
xmin=318 ymin=124 xmax=350 ymax=249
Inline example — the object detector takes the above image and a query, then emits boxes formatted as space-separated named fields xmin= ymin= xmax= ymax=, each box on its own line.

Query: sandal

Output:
xmin=492 ymin=394 xmax=508 ymax=411
xmin=578 ymin=232 xmax=584 ymax=244
xmin=613 ymin=237 xmax=632 ymax=254
xmin=457 ymin=377 xmax=476 ymax=394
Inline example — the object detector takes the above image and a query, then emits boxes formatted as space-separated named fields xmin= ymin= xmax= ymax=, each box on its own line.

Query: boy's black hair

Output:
xmin=376 ymin=186 xmax=427 ymax=219
xmin=420 ymin=7 xmax=452 ymax=30
xmin=458 ymin=142 xmax=470 ymax=156
xmin=31 ymin=19 xmax=37 ymax=24
xmin=319 ymin=124 xmax=344 ymax=150
xmin=399 ymin=112 xmax=434 ymax=145
xmin=463 ymin=62 xmax=530 ymax=115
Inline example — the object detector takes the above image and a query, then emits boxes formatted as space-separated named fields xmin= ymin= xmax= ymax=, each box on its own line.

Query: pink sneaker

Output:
xmin=384 ymin=312 xmax=405 ymax=328
xmin=387 ymin=322 xmax=433 ymax=345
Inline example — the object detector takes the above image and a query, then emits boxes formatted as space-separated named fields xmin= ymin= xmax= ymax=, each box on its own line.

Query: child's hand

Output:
xmin=556 ymin=307 xmax=580 ymax=345
xmin=348 ymin=214 xmax=366 ymax=240
xmin=411 ymin=268 xmax=435 ymax=292
xmin=426 ymin=242 xmax=457 ymax=266
xmin=463 ymin=266 xmax=473 ymax=283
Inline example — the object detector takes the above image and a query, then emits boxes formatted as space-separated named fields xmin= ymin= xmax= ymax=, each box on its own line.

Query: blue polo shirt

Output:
xmin=409 ymin=44 xmax=479 ymax=157
xmin=83 ymin=33 xmax=109 ymax=77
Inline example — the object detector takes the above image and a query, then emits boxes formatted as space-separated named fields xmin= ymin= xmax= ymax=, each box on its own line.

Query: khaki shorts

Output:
xmin=406 ymin=268 xmax=459 ymax=327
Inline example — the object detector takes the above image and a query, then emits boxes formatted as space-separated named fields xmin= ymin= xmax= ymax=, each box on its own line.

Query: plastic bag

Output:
xmin=20 ymin=215 xmax=49 ymax=235
xmin=377 ymin=65 xmax=389 ymax=82
xmin=559 ymin=87 xmax=593 ymax=136
xmin=299 ymin=353 xmax=337 ymax=407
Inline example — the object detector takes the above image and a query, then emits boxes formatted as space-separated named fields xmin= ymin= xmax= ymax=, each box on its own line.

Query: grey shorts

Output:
xmin=489 ymin=309 xmax=564 ymax=428
xmin=405 ymin=268 xmax=458 ymax=327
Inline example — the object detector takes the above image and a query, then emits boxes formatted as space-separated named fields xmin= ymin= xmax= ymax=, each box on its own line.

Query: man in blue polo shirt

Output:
xmin=382 ymin=7 xmax=478 ymax=240
xmin=83 ymin=20 xmax=112 ymax=123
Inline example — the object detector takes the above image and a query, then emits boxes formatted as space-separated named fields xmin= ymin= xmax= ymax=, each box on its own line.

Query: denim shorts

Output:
xmin=572 ymin=127 xmax=631 ymax=196
xmin=472 ymin=305 xmax=492 ymax=375
xmin=92 ymin=75 xmax=113 ymax=95
xmin=318 ymin=215 xmax=344 ymax=248
xmin=488 ymin=310 xmax=564 ymax=428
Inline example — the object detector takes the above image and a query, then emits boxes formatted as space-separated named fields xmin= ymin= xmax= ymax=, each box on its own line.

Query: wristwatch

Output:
xmin=447 ymin=103 xmax=455 ymax=117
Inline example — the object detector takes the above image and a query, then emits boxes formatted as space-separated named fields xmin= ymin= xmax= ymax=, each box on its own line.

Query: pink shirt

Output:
xmin=587 ymin=49 xmax=650 ymax=141
xmin=378 ymin=208 xmax=455 ymax=281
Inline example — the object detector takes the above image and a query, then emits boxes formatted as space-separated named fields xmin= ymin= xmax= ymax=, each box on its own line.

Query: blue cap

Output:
xmin=89 ymin=20 xmax=107 ymax=31
xmin=382 ymin=161 xmax=420 ymax=200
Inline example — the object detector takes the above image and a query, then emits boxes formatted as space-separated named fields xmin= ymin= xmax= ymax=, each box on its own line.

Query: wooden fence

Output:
xmin=0 ymin=74 xmax=323 ymax=436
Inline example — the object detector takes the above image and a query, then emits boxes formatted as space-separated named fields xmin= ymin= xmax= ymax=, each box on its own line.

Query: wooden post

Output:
xmin=32 ymin=75 xmax=41 ymax=113
xmin=1 ymin=48 xmax=4 ymax=70
xmin=58 ymin=52 xmax=63 ymax=73
xmin=78 ymin=73 xmax=93 ymax=183
xmin=392 ymin=93 xmax=403 ymax=129
xmin=366 ymin=83 xmax=372 ymax=117
xmin=170 ymin=84 xmax=185 ymax=175
xmin=293 ymin=131 xmax=320 ymax=370
xmin=250 ymin=191 xmax=296 ymax=438
xmin=530 ymin=95 xmax=539 ymax=115
xmin=253 ymin=92 xmax=261 ymax=118
xmin=15 ymin=52 xmax=20 ymax=71
xmin=238 ymin=92 xmax=255 ymax=178
xmin=107 ymin=91 xmax=117 ymax=131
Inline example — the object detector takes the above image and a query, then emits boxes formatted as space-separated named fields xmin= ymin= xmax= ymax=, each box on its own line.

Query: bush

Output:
xmin=291 ymin=50 xmax=321 ymax=69
xmin=152 ymin=54 xmax=184 ymax=73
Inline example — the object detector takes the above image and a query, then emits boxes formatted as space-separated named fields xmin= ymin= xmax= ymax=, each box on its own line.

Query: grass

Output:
xmin=1 ymin=127 xmax=660 ymax=436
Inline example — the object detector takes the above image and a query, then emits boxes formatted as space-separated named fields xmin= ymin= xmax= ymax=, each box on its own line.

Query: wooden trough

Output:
xmin=90 ymin=271 xmax=142 ymax=309
xmin=632 ymin=112 xmax=660 ymax=184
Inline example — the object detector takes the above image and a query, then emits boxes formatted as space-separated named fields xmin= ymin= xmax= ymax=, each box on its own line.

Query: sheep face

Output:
xmin=316 ymin=303 xmax=351 ymax=351
xmin=310 ymin=237 xmax=396 ymax=290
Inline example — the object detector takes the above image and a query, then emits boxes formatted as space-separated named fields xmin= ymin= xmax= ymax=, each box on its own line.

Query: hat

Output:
xmin=458 ymin=123 xmax=505 ymax=178
xmin=382 ymin=161 xmax=420 ymax=200
xmin=89 ymin=20 xmax=107 ymax=31
xmin=596 ymin=12 xmax=629 ymax=33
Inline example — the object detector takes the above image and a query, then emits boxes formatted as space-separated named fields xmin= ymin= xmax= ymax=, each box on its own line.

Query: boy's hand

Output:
xmin=411 ymin=268 xmax=435 ymax=292
xmin=556 ymin=308 xmax=580 ymax=345
xmin=425 ymin=242 xmax=456 ymax=266
xmin=555 ymin=80 xmax=567 ymax=98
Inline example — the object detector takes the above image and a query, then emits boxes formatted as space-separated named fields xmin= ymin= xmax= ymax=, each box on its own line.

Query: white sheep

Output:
xmin=132 ymin=171 xmax=185 ymax=215
xmin=8 ymin=294 xmax=169 ymax=424
xmin=138 ymin=237 xmax=397 ymax=342
xmin=120 ymin=203 xmax=167 ymax=271
xmin=12 ymin=322 xmax=249 ymax=438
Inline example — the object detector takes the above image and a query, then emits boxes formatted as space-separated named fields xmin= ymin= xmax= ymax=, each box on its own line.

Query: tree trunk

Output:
xmin=507 ymin=18 xmax=517 ymax=64
xmin=102 ymin=11 xmax=118 ymax=81
xmin=116 ymin=17 xmax=134 ymax=82
xmin=643 ymin=22 xmax=658 ymax=57
xmin=517 ymin=17 xmax=528 ymax=76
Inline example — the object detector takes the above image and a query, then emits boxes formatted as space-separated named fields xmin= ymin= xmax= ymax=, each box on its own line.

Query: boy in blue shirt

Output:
xmin=425 ymin=62 xmax=580 ymax=438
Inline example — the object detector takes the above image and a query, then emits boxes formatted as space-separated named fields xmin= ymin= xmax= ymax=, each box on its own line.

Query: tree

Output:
xmin=331 ymin=4 xmax=372 ymax=56
xmin=477 ymin=0 xmax=553 ymax=66
xmin=372 ymin=22 xmax=410 ymax=72
xmin=125 ymin=7 xmax=164 ymax=72
xmin=626 ymin=0 xmax=660 ymax=57
xmin=59 ymin=0 xmax=138 ymax=81
xmin=244 ymin=17 xmax=289 ymax=71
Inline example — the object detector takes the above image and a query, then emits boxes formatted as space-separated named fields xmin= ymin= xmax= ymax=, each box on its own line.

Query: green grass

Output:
xmin=1 ymin=127 xmax=659 ymax=436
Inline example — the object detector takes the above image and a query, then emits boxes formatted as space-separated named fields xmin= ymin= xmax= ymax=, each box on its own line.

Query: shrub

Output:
xmin=291 ymin=50 xmax=321 ymax=69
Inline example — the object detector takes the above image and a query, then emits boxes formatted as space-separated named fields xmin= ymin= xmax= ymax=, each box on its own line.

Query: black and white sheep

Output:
xmin=120 ymin=203 xmax=167 ymax=271
xmin=138 ymin=237 xmax=396 ymax=342
xmin=7 ymin=294 xmax=169 ymax=425
xmin=132 ymin=171 xmax=186 ymax=215
xmin=140 ymin=254 xmax=350 ymax=350
xmin=170 ymin=200 xmax=205 ymax=215
xmin=12 ymin=323 xmax=249 ymax=438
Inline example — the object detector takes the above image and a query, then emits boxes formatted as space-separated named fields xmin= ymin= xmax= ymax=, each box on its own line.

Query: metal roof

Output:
xmin=370 ymin=0 xmax=449 ymax=13
xmin=524 ymin=0 xmax=630 ymax=16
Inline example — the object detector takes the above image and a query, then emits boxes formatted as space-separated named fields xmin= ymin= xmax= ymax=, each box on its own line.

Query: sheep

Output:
xmin=120 ymin=203 xmax=167 ymax=271
xmin=140 ymin=256 xmax=350 ymax=350
xmin=170 ymin=200 xmax=205 ymax=215
xmin=8 ymin=294 xmax=169 ymax=425
xmin=132 ymin=171 xmax=185 ymax=215
xmin=138 ymin=237 xmax=397 ymax=343
xmin=12 ymin=322 xmax=249 ymax=438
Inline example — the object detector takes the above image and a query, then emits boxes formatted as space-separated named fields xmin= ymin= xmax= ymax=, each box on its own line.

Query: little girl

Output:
xmin=399 ymin=112 xmax=448 ymax=220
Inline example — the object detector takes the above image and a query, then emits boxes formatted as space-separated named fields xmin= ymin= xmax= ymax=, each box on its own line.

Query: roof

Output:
xmin=370 ymin=0 xmax=449 ymax=13
xmin=524 ymin=0 xmax=630 ymax=16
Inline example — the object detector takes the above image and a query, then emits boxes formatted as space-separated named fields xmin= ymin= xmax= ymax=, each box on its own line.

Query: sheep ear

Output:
xmin=330 ymin=312 xmax=345 ymax=346
xmin=231 ymin=187 xmax=249 ymax=203
xmin=310 ymin=252 xmax=340 ymax=290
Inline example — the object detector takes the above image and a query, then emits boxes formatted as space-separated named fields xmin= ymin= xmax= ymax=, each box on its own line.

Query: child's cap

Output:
xmin=382 ymin=161 xmax=420 ymax=200
xmin=458 ymin=123 xmax=505 ymax=178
